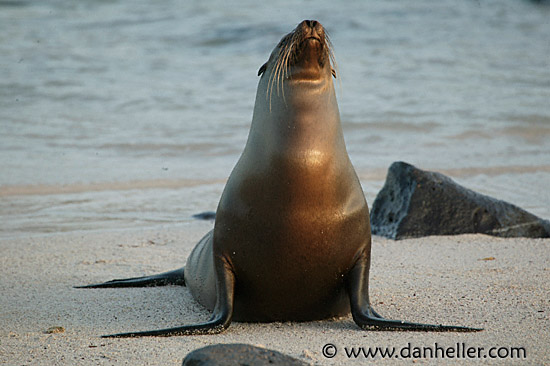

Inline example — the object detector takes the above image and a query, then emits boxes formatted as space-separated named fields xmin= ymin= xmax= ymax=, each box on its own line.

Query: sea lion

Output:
xmin=78 ymin=20 xmax=482 ymax=337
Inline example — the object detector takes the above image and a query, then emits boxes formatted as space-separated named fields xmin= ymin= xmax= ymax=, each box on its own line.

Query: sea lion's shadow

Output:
xmin=302 ymin=318 xmax=357 ymax=332
xmin=238 ymin=318 xmax=357 ymax=333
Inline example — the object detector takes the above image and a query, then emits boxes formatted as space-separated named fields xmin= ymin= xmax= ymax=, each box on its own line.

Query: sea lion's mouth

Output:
xmin=302 ymin=36 xmax=323 ymax=48
xmin=305 ymin=36 xmax=322 ymax=43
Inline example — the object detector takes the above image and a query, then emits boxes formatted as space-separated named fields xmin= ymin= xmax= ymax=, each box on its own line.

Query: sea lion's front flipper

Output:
xmin=346 ymin=258 xmax=483 ymax=332
xmin=102 ymin=256 xmax=235 ymax=337
xmin=75 ymin=268 xmax=186 ymax=288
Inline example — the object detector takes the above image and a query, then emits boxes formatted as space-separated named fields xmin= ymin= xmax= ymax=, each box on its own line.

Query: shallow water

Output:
xmin=1 ymin=0 xmax=549 ymax=238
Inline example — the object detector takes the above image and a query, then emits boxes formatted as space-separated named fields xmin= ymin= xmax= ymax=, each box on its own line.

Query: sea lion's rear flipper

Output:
xmin=75 ymin=268 xmax=186 ymax=288
xmin=346 ymin=258 xmax=483 ymax=332
xmin=103 ymin=256 xmax=234 ymax=337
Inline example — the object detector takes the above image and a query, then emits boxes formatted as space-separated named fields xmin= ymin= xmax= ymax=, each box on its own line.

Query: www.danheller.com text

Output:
xmin=321 ymin=342 xmax=527 ymax=360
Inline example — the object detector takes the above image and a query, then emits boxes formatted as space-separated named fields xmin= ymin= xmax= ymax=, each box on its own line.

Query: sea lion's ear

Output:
xmin=258 ymin=62 xmax=267 ymax=76
xmin=331 ymin=68 xmax=337 ymax=79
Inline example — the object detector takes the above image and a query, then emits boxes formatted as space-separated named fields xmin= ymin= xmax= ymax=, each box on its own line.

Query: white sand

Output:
xmin=1 ymin=223 xmax=548 ymax=365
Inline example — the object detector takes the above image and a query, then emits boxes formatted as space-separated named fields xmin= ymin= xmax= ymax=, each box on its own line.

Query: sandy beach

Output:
xmin=1 ymin=223 xmax=548 ymax=365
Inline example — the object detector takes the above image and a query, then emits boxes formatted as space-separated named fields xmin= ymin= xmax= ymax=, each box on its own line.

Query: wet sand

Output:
xmin=1 ymin=223 xmax=548 ymax=365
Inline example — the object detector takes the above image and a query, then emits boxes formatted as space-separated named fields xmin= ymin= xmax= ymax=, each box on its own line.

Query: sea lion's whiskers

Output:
xmin=274 ymin=47 xmax=285 ymax=96
xmin=325 ymin=32 xmax=337 ymax=71
xmin=267 ymin=32 xmax=296 ymax=110
xmin=266 ymin=39 xmax=282 ymax=110
xmin=267 ymin=47 xmax=283 ymax=111
xmin=275 ymin=37 xmax=291 ymax=105
xmin=279 ymin=37 xmax=295 ymax=103
xmin=325 ymin=32 xmax=340 ymax=94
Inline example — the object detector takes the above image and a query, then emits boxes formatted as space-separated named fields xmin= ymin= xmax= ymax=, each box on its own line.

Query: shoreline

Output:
xmin=0 ymin=178 xmax=227 ymax=198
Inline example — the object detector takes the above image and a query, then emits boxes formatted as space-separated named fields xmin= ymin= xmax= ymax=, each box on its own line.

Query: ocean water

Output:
xmin=1 ymin=0 xmax=549 ymax=238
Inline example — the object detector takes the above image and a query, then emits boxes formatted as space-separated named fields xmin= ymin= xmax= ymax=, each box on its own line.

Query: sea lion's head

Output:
xmin=258 ymin=20 xmax=336 ymax=96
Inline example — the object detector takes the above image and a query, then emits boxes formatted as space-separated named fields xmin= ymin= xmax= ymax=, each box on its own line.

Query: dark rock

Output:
xmin=182 ymin=343 xmax=309 ymax=366
xmin=192 ymin=211 xmax=216 ymax=221
xmin=370 ymin=161 xmax=550 ymax=239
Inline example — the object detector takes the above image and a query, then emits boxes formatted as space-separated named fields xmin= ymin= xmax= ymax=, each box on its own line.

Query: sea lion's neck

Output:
xmin=245 ymin=76 xmax=345 ymax=158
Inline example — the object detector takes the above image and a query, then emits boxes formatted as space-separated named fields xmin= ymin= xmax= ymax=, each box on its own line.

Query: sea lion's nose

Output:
xmin=299 ymin=20 xmax=323 ymax=35
xmin=304 ymin=20 xmax=318 ymax=28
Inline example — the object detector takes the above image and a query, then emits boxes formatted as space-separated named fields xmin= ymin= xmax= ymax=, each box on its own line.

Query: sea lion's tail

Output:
xmin=74 ymin=267 xmax=185 ymax=288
